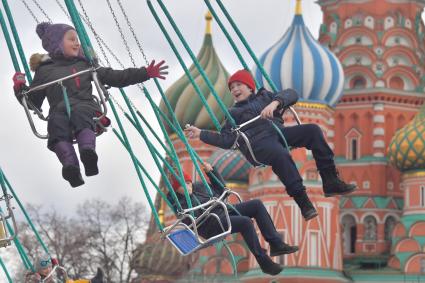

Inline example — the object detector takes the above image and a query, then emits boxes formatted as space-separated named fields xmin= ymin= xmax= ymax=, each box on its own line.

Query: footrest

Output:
xmin=166 ymin=229 xmax=201 ymax=256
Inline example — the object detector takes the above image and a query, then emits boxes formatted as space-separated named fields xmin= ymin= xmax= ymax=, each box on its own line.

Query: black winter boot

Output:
xmin=54 ymin=141 xmax=84 ymax=188
xmin=320 ymin=166 xmax=356 ymax=197
xmin=256 ymin=254 xmax=284 ymax=276
xmin=90 ymin=267 xmax=105 ymax=283
xmin=270 ymin=241 xmax=299 ymax=257
xmin=293 ymin=191 xmax=318 ymax=221
xmin=76 ymin=128 xmax=99 ymax=176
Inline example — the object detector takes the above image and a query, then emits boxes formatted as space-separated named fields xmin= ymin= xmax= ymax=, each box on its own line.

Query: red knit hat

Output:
xmin=228 ymin=69 xmax=256 ymax=91
xmin=170 ymin=171 xmax=192 ymax=191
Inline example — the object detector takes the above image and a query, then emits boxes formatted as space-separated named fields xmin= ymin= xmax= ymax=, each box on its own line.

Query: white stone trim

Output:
xmin=373 ymin=140 xmax=385 ymax=148
xmin=373 ymin=115 xmax=385 ymax=123
xmin=373 ymin=128 xmax=385 ymax=136
xmin=373 ymin=103 xmax=384 ymax=111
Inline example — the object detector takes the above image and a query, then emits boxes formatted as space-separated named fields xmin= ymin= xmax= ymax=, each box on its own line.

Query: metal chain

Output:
xmin=31 ymin=0 xmax=52 ymax=23
xmin=20 ymin=0 xmax=40 ymax=24
xmin=115 ymin=0 xmax=149 ymax=65
xmin=105 ymin=0 xmax=137 ymax=67
xmin=54 ymin=0 xmax=72 ymax=22
xmin=58 ymin=0 xmax=146 ymax=115
xmin=76 ymin=0 xmax=110 ymax=67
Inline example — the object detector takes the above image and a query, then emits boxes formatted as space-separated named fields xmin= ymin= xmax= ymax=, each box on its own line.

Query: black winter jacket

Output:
xmin=21 ymin=56 xmax=149 ymax=114
xmin=200 ymin=88 xmax=298 ymax=164
xmin=167 ymin=168 xmax=228 ymax=237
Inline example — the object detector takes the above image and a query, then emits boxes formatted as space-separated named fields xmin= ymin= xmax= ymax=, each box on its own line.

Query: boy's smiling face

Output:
xmin=230 ymin=81 xmax=253 ymax=102
xmin=177 ymin=181 xmax=193 ymax=195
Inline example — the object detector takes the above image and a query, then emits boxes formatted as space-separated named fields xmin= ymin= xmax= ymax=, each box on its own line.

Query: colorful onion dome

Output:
xmin=388 ymin=104 xmax=425 ymax=171
xmin=159 ymin=12 xmax=233 ymax=134
xmin=253 ymin=0 xmax=344 ymax=106
xmin=207 ymin=149 xmax=251 ymax=182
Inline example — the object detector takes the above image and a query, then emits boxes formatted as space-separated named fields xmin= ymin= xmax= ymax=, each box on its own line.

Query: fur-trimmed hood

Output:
xmin=29 ymin=53 xmax=52 ymax=71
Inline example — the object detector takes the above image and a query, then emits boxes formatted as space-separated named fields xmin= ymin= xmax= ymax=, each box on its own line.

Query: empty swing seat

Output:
xmin=0 ymin=220 xmax=11 ymax=248
xmin=167 ymin=229 xmax=201 ymax=255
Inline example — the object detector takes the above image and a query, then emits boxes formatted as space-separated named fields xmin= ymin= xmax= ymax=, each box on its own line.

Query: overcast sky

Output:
xmin=0 ymin=0 xmax=323 ymax=278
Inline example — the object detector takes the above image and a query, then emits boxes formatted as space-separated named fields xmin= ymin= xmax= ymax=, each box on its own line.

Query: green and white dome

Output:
xmin=159 ymin=13 xmax=233 ymax=134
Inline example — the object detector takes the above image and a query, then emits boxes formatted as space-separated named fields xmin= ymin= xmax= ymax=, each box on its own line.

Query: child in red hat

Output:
xmin=167 ymin=162 xmax=298 ymax=276
xmin=185 ymin=69 xmax=355 ymax=221
xmin=12 ymin=22 xmax=168 ymax=188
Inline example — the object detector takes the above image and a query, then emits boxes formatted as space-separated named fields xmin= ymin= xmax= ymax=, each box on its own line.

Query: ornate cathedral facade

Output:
xmin=134 ymin=1 xmax=425 ymax=282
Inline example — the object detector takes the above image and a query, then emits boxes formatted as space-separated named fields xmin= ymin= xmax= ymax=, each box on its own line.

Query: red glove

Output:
xmin=12 ymin=72 xmax=26 ymax=92
xmin=95 ymin=111 xmax=111 ymax=134
xmin=145 ymin=60 xmax=168 ymax=80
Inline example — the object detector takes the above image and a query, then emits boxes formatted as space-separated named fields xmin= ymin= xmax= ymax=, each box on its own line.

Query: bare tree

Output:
xmin=9 ymin=197 xmax=149 ymax=283
xmin=77 ymin=197 xmax=149 ymax=283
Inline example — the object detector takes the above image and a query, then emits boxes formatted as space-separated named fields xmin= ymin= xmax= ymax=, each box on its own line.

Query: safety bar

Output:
xmin=22 ymin=68 xmax=95 ymax=95
xmin=20 ymin=67 xmax=110 ymax=139
xmin=233 ymin=114 xmax=262 ymax=131
xmin=162 ymin=198 xmax=232 ymax=255
xmin=41 ymin=264 xmax=69 ymax=283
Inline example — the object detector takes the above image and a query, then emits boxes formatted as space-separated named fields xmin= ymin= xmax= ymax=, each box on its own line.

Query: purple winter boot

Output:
xmin=76 ymin=128 xmax=99 ymax=176
xmin=54 ymin=141 xmax=85 ymax=188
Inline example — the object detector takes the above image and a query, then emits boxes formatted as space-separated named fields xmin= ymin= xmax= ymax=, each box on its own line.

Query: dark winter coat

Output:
xmin=200 ymin=88 xmax=298 ymax=165
xmin=167 ymin=168 xmax=228 ymax=237
xmin=24 ymin=55 xmax=149 ymax=114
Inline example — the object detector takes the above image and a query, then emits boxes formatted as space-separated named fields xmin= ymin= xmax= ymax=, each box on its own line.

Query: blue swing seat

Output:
xmin=167 ymin=229 xmax=201 ymax=255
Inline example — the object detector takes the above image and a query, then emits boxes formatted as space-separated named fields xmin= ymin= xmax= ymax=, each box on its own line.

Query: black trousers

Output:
xmin=205 ymin=199 xmax=282 ymax=258
xmin=254 ymin=124 xmax=334 ymax=197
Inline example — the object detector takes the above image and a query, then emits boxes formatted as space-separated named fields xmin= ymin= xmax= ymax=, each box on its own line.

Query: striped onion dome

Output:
xmin=388 ymin=103 xmax=425 ymax=171
xmin=159 ymin=12 xmax=233 ymax=134
xmin=253 ymin=0 xmax=344 ymax=106
xmin=208 ymin=149 xmax=251 ymax=183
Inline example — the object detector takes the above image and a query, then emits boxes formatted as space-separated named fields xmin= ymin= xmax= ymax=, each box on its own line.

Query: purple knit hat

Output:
xmin=36 ymin=22 xmax=75 ymax=57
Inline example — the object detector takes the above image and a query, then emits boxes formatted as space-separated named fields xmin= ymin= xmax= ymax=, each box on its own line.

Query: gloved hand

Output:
xmin=12 ymin=72 xmax=26 ymax=92
xmin=145 ymin=60 xmax=168 ymax=80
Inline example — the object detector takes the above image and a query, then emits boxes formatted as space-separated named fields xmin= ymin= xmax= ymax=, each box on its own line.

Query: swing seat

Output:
xmin=0 ymin=219 xmax=12 ymax=248
xmin=167 ymin=228 xmax=201 ymax=255
xmin=164 ymin=196 xmax=232 ymax=256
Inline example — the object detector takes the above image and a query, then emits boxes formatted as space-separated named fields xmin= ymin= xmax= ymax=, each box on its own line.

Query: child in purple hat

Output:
xmin=12 ymin=22 xmax=168 ymax=188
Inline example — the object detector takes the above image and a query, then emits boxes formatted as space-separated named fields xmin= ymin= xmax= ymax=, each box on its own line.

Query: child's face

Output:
xmin=38 ymin=265 xmax=52 ymax=277
xmin=177 ymin=181 xmax=193 ymax=195
xmin=230 ymin=81 xmax=253 ymax=102
xmin=62 ymin=29 xmax=81 ymax=57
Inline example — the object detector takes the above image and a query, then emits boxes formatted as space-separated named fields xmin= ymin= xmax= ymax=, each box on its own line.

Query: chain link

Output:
xmin=76 ymin=0 xmax=110 ymax=67
xmin=105 ymin=0 xmax=137 ymax=67
xmin=54 ymin=0 xmax=72 ymax=22
xmin=20 ymin=0 xmax=40 ymax=24
xmin=31 ymin=0 xmax=52 ymax=23
xmin=115 ymin=0 xmax=149 ymax=65
xmin=55 ymin=0 xmax=147 ymax=116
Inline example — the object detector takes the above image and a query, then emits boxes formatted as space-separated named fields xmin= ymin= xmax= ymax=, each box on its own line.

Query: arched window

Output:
xmin=351 ymin=76 xmax=366 ymax=89
xmin=389 ymin=76 xmax=404 ymax=90
xmin=384 ymin=216 xmax=396 ymax=241
xmin=346 ymin=128 xmax=361 ymax=160
xmin=306 ymin=169 xmax=318 ymax=181
xmin=342 ymin=215 xmax=357 ymax=254
xmin=421 ymin=185 xmax=425 ymax=207
xmin=364 ymin=216 xmax=377 ymax=241
xmin=351 ymin=138 xmax=358 ymax=160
